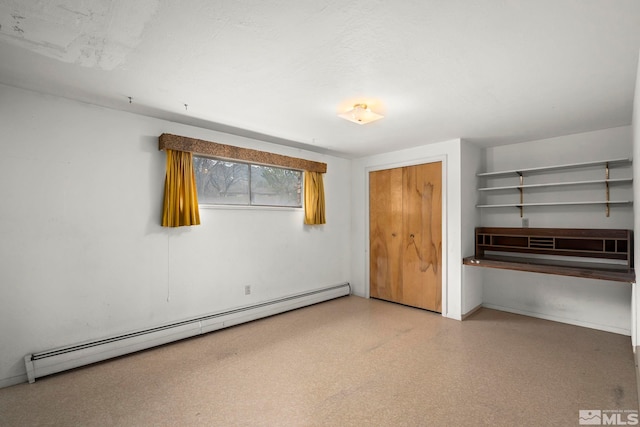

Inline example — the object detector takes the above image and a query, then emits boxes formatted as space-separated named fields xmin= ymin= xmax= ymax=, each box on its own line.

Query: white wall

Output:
xmin=461 ymin=140 xmax=483 ymax=314
xmin=632 ymin=51 xmax=640 ymax=348
xmin=482 ymin=126 xmax=633 ymax=228
xmin=350 ymin=138 xmax=480 ymax=320
xmin=481 ymin=126 xmax=634 ymax=335
xmin=0 ymin=84 xmax=352 ymax=387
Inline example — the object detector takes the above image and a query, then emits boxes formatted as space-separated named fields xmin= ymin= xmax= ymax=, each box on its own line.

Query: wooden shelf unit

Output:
xmin=476 ymin=158 xmax=633 ymax=217
xmin=463 ymin=227 xmax=635 ymax=283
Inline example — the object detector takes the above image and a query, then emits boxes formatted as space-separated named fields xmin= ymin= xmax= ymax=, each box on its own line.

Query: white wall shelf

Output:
xmin=477 ymin=158 xmax=632 ymax=177
xmin=478 ymin=178 xmax=633 ymax=192
xmin=477 ymin=200 xmax=633 ymax=208
xmin=476 ymin=158 xmax=633 ymax=217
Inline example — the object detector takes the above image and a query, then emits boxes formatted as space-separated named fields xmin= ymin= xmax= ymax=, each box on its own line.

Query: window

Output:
xmin=193 ymin=156 xmax=302 ymax=207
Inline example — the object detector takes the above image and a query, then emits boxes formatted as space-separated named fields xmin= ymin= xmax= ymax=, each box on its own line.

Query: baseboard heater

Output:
xmin=25 ymin=282 xmax=350 ymax=383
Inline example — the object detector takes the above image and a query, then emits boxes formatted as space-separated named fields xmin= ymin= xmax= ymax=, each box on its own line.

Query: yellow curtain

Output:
xmin=162 ymin=149 xmax=201 ymax=227
xmin=304 ymin=171 xmax=326 ymax=225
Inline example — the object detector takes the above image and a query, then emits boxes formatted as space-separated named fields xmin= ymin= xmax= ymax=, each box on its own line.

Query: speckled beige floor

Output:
xmin=0 ymin=296 xmax=637 ymax=426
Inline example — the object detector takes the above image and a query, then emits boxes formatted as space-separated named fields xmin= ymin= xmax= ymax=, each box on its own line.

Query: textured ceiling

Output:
xmin=1 ymin=0 xmax=640 ymax=157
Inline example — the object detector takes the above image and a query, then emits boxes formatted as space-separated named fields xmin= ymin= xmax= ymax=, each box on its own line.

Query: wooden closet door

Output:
xmin=402 ymin=162 xmax=442 ymax=312
xmin=369 ymin=162 xmax=442 ymax=312
xmin=369 ymin=167 xmax=404 ymax=302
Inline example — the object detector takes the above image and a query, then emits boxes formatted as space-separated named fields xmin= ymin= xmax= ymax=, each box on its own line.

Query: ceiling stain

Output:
xmin=0 ymin=0 xmax=160 ymax=70
xmin=10 ymin=12 xmax=23 ymax=34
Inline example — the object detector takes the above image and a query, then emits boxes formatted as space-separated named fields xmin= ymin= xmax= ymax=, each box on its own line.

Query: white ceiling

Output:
xmin=1 ymin=1 xmax=640 ymax=158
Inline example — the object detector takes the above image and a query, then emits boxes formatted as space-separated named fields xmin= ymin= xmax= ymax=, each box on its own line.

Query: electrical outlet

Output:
xmin=244 ymin=285 xmax=251 ymax=295
xmin=522 ymin=218 xmax=529 ymax=228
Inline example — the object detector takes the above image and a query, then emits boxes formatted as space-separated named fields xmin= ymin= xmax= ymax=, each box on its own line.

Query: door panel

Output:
xmin=369 ymin=162 xmax=442 ymax=312
xmin=402 ymin=162 xmax=442 ymax=312
xmin=369 ymin=167 xmax=403 ymax=302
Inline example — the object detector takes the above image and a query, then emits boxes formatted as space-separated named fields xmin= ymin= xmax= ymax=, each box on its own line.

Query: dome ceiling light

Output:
xmin=338 ymin=103 xmax=384 ymax=125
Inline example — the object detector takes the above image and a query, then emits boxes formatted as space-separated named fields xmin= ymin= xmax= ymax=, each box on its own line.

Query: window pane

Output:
xmin=193 ymin=157 xmax=249 ymax=205
xmin=250 ymin=165 xmax=302 ymax=207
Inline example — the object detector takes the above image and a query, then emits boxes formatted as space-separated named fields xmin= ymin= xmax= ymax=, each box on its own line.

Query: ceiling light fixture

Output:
xmin=338 ymin=103 xmax=384 ymax=125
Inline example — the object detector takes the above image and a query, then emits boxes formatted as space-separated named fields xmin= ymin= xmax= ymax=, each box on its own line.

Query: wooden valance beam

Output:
xmin=159 ymin=133 xmax=327 ymax=174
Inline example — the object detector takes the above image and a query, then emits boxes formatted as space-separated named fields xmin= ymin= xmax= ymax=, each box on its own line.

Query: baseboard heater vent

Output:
xmin=25 ymin=282 xmax=350 ymax=383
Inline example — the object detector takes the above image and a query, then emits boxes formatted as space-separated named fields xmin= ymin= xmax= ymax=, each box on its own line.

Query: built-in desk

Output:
xmin=463 ymin=227 xmax=635 ymax=283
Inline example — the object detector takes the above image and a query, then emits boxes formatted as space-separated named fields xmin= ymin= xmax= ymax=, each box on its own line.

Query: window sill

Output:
xmin=198 ymin=203 xmax=303 ymax=211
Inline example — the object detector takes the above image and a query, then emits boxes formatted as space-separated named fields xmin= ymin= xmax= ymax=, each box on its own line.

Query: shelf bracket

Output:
xmin=518 ymin=172 xmax=524 ymax=217
xmin=605 ymin=162 xmax=610 ymax=217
